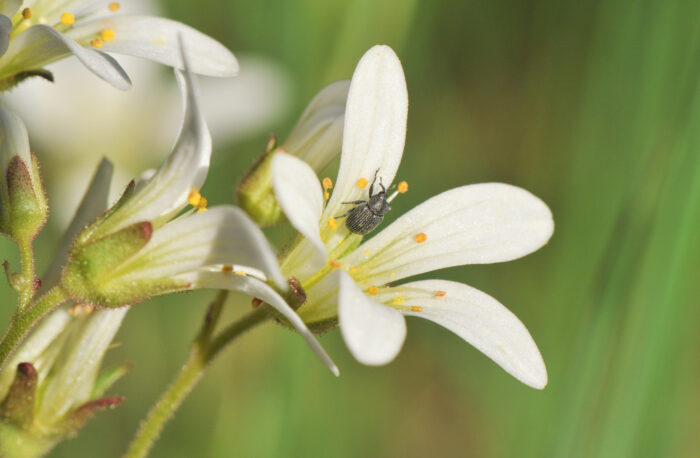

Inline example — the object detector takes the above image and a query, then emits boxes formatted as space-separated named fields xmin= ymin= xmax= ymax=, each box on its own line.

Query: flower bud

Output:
xmin=238 ymin=80 xmax=349 ymax=226
xmin=0 ymin=107 xmax=48 ymax=242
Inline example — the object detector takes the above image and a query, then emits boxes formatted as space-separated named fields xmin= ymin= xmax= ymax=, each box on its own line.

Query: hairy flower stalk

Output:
xmin=0 ymin=0 xmax=238 ymax=90
xmin=272 ymin=45 xmax=554 ymax=388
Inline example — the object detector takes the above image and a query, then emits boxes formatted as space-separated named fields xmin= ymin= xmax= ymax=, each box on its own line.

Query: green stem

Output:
xmin=124 ymin=307 xmax=269 ymax=458
xmin=17 ymin=238 xmax=35 ymax=313
xmin=0 ymin=285 xmax=69 ymax=370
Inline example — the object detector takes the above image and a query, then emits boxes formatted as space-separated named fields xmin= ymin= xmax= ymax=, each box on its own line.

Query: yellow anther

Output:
xmin=234 ymin=270 xmax=247 ymax=276
xmin=21 ymin=8 xmax=32 ymax=19
xmin=364 ymin=249 xmax=371 ymax=256
xmin=324 ymin=191 xmax=330 ymax=200
xmin=415 ymin=232 xmax=427 ymax=243
xmin=389 ymin=272 xmax=396 ymax=278
xmin=188 ymin=189 xmax=207 ymax=209
xmin=397 ymin=181 xmax=408 ymax=193
xmin=197 ymin=207 xmax=208 ymax=213
xmin=434 ymin=291 xmax=446 ymax=298
xmin=101 ymin=29 xmax=115 ymax=42
xmin=327 ymin=218 xmax=338 ymax=230
xmin=367 ymin=286 xmax=379 ymax=295
xmin=392 ymin=294 xmax=405 ymax=305
xmin=90 ymin=38 xmax=103 ymax=48
xmin=109 ymin=2 xmax=121 ymax=11
xmin=322 ymin=177 xmax=333 ymax=189
xmin=329 ymin=260 xmax=341 ymax=269
xmin=221 ymin=265 xmax=233 ymax=272
xmin=363 ymin=280 xmax=369 ymax=285
xmin=410 ymin=306 xmax=423 ymax=312
xmin=356 ymin=177 xmax=368 ymax=188
xmin=349 ymin=267 xmax=357 ymax=274
xmin=60 ymin=12 xmax=75 ymax=25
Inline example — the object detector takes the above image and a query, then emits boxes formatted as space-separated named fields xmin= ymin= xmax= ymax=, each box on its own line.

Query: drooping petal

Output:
xmin=102 ymin=51 xmax=210 ymax=233
xmin=345 ymin=183 xmax=554 ymax=285
xmin=338 ymin=271 xmax=406 ymax=365
xmin=67 ymin=15 xmax=238 ymax=77
xmin=37 ymin=308 xmax=127 ymax=422
xmin=0 ymin=14 xmax=12 ymax=58
xmin=42 ymin=158 xmax=113 ymax=288
xmin=282 ymin=79 xmax=350 ymax=172
xmin=272 ymin=152 xmax=326 ymax=263
xmin=192 ymin=270 xmax=339 ymax=376
xmin=376 ymin=280 xmax=547 ymax=389
xmin=115 ymin=205 xmax=286 ymax=290
xmin=323 ymin=45 xmax=408 ymax=228
xmin=0 ymin=24 xmax=131 ymax=89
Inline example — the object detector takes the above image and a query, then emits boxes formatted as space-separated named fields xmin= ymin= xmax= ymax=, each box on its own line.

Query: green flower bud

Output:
xmin=238 ymin=80 xmax=349 ymax=226
xmin=0 ymin=108 xmax=48 ymax=242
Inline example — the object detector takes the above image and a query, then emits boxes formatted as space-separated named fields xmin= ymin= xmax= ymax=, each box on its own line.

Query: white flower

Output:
xmin=59 ymin=42 xmax=337 ymax=375
xmin=0 ymin=0 xmax=237 ymax=89
xmin=272 ymin=45 xmax=554 ymax=388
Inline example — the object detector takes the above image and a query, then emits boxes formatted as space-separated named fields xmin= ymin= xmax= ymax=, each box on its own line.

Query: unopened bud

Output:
xmin=0 ymin=108 xmax=48 ymax=242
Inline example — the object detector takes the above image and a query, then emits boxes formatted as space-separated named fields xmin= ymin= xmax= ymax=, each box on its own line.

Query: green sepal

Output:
xmin=61 ymin=221 xmax=154 ymax=307
xmin=91 ymin=362 xmax=132 ymax=399
xmin=0 ymin=363 xmax=37 ymax=430
xmin=75 ymin=179 xmax=135 ymax=245
xmin=1 ymin=155 xmax=48 ymax=241
xmin=60 ymin=397 xmax=124 ymax=438
xmin=237 ymin=142 xmax=286 ymax=227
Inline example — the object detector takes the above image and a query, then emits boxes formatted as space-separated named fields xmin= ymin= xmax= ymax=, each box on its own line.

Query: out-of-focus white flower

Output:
xmin=0 ymin=0 xmax=238 ymax=90
xmin=3 ymin=54 xmax=289 ymax=226
xmin=272 ymin=45 xmax=554 ymax=389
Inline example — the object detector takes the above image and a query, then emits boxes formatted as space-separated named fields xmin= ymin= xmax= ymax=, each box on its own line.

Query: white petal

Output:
xmin=104 ymin=48 xmax=210 ymax=232
xmin=68 ymin=15 xmax=238 ymax=76
xmin=272 ymin=152 xmax=326 ymax=263
xmin=338 ymin=270 xmax=406 ymax=365
xmin=281 ymin=79 xmax=350 ymax=172
xmin=42 ymin=158 xmax=113 ymax=288
xmin=38 ymin=308 xmax=127 ymax=421
xmin=378 ymin=280 xmax=547 ymax=389
xmin=0 ymin=2 xmax=19 ymax=18
xmin=323 ymin=46 xmax=408 ymax=225
xmin=0 ymin=25 xmax=131 ymax=89
xmin=192 ymin=271 xmax=339 ymax=376
xmin=0 ymin=14 xmax=12 ymax=58
xmin=0 ymin=105 xmax=31 ymax=171
xmin=0 ymin=307 xmax=71 ymax=400
xmin=345 ymin=183 xmax=554 ymax=285
xmin=116 ymin=206 xmax=286 ymax=290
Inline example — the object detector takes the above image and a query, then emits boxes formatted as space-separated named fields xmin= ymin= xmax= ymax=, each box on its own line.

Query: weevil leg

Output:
xmin=379 ymin=176 xmax=386 ymax=194
xmin=369 ymin=169 xmax=380 ymax=197
xmin=336 ymin=208 xmax=354 ymax=218
xmin=341 ymin=200 xmax=366 ymax=205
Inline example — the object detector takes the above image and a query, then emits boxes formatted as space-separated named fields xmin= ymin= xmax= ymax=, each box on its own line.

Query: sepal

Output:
xmin=236 ymin=143 xmax=284 ymax=227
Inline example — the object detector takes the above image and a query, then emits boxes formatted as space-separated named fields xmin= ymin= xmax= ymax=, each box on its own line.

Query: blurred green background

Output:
xmin=2 ymin=0 xmax=700 ymax=456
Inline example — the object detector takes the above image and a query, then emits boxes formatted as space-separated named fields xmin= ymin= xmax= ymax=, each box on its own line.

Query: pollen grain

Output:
xmin=327 ymin=218 xmax=338 ymax=230
xmin=414 ymin=232 xmax=427 ymax=243
xmin=109 ymin=2 xmax=121 ymax=11
xmin=410 ymin=306 xmax=423 ymax=312
xmin=90 ymin=38 xmax=103 ymax=48
xmin=356 ymin=177 xmax=368 ymax=188
xmin=367 ymin=285 xmax=379 ymax=295
xmin=434 ymin=291 xmax=446 ymax=298
xmin=221 ymin=265 xmax=234 ymax=272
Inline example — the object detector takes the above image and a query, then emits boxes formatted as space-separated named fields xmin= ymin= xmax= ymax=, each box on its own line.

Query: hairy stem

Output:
xmin=0 ymin=286 xmax=69 ymax=370
xmin=17 ymin=239 xmax=35 ymax=312
xmin=124 ymin=302 xmax=268 ymax=458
